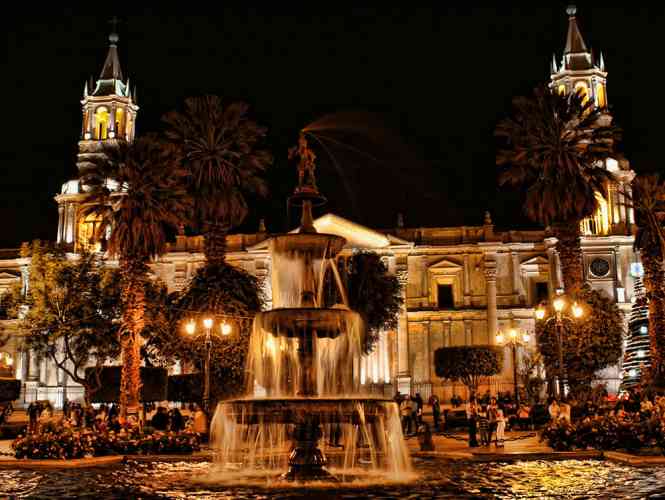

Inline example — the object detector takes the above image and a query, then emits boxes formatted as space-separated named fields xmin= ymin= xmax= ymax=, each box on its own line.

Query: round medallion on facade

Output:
xmin=590 ymin=258 xmax=610 ymax=278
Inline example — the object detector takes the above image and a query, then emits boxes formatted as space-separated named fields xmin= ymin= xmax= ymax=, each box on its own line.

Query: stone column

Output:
xmin=485 ymin=259 xmax=498 ymax=345
xmin=109 ymin=106 xmax=116 ymax=137
xmin=511 ymin=251 xmax=522 ymax=305
xmin=395 ymin=263 xmax=410 ymax=393
xmin=464 ymin=319 xmax=473 ymax=345
xmin=20 ymin=351 xmax=28 ymax=381
xmin=463 ymin=254 xmax=471 ymax=306
xmin=57 ymin=205 xmax=64 ymax=244
xmin=27 ymin=351 xmax=40 ymax=381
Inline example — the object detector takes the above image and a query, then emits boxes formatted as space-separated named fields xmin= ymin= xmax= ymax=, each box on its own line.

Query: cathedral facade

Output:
xmin=0 ymin=8 xmax=639 ymax=408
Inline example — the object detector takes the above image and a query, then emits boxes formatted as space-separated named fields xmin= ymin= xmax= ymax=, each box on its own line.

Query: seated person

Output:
xmin=151 ymin=406 xmax=169 ymax=431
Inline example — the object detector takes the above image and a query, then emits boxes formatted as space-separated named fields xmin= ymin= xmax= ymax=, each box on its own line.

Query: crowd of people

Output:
xmin=26 ymin=400 xmax=209 ymax=436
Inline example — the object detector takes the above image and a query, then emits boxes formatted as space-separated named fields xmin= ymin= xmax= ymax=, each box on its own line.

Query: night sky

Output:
xmin=3 ymin=6 xmax=665 ymax=248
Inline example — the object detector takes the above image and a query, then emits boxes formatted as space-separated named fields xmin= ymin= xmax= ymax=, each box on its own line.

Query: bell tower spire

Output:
xmin=550 ymin=6 xmax=608 ymax=109
xmin=56 ymin=18 xmax=139 ymax=251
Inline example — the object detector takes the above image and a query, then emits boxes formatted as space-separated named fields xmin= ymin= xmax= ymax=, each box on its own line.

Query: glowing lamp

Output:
xmin=522 ymin=333 xmax=530 ymax=343
xmin=535 ymin=307 xmax=546 ymax=320
xmin=495 ymin=333 xmax=504 ymax=344
xmin=6 ymin=355 xmax=13 ymax=366
xmin=572 ymin=302 xmax=583 ymax=318
xmin=221 ymin=322 xmax=232 ymax=336
xmin=185 ymin=321 xmax=196 ymax=335
xmin=509 ymin=328 xmax=518 ymax=340
xmin=203 ymin=318 xmax=213 ymax=330
xmin=553 ymin=297 xmax=565 ymax=313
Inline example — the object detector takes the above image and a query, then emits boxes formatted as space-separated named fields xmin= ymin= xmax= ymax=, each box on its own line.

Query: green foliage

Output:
xmin=163 ymin=96 xmax=272 ymax=234
xmin=434 ymin=346 xmax=502 ymax=394
xmin=13 ymin=241 xmax=122 ymax=403
xmin=84 ymin=366 xmax=168 ymax=403
xmin=496 ymin=85 xmax=620 ymax=226
xmin=12 ymin=427 xmax=200 ymax=459
xmin=541 ymin=415 xmax=665 ymax=454
xmin=536 ymin=288 xmax=624 ymax=397
xmin=146 ymin=263 xmax=263 ymax=402
xmin=518 ymin=351 xmax=545 ymax=403
xmin=79 ymin=136 xmax=190 ymax=262
xmin=344 ymin=252 xmax=402 ymax=353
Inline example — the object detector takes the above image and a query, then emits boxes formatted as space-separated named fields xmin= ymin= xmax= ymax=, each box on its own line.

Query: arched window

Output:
xmin=596 ymin=83 xmax=607 ymax=108
xmin=94 ymin=106 xmax=110 ymax=140
xmin=115 ymin=107 xmax=125 ymax=139
xmin=574 ymin=81 xmax=589 ymax=105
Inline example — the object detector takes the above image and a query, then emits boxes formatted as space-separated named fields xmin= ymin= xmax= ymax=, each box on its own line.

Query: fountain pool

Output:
xmin=0 ymin=458 xmax=664 ymax=498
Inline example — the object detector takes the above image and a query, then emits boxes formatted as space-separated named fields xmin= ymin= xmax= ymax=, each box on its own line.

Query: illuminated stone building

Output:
xmin=0 ymin=7 xmax=638 ymax=408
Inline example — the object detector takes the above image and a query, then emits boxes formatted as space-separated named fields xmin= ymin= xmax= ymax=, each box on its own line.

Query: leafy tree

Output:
xmin=9 ymin=241 xmax=121 ymax=404
xmin=434 ymin=346 xmax=502 ymax=396
xmin=631 ymin=174 xmax=665 ymax=384
xmin=323 ymin=252 xmax=402 ymax=353
xmin=163 ymin=96 xmax=272 ymax=265
xmin=144 ymin=264 xmax=263 ymax=403
xmin=535 ymin=288 xmax=624 ymax=398
xmin=496 ymin=85 xmax=620 ymax=294
xmin=518 ymin=351 xmax=545 ymax=403
xmin=80 ymin=136 xmax=190 ymax=416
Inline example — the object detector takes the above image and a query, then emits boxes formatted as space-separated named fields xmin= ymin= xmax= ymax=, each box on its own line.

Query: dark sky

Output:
xmin=3 ymin=6 xmax=665 ymax=248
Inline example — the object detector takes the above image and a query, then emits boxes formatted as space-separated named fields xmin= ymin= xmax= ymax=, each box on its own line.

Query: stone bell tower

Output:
xmin=55 ymin=21 xmax=138 ymax=251
xmin=550 ymin=5 xmax=634 ymax=237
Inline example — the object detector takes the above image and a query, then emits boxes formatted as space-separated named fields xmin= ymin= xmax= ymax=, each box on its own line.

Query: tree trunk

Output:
xmin=203 ymin=222 xmax=228 ymax=267
xmin=641 ymin=253 xmax=665 ymax=382
xmin=553 ymin=222 xmax=585 ymax=295
xmin=119 ymin=259 xmax=146 ymax=419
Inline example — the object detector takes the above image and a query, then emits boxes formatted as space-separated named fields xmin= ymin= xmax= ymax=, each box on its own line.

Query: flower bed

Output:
xmin=11 ymin=427 xmax=200 ymax=460
xmin=541 ymin=415 xmax=665 ymax=454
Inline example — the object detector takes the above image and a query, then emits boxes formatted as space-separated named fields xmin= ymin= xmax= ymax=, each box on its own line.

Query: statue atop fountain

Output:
xmin=210 ymin=133 xmax=411 ymax=483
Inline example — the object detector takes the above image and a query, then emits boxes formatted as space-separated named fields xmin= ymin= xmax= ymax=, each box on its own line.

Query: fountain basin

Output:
xmin=219 ymin=397 xmax=394 ymax=425
xmin=270 ymin=233 xmax=346 ymax=259
xmin=256 ymin=308 xmax=361 ymax=338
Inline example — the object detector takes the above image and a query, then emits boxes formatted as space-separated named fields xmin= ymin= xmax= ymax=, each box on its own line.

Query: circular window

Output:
xmin=590 ymin=258 xmax=610 ymax=278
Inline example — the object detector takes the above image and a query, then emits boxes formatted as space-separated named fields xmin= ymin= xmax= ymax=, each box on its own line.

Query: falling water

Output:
xmin=209 ymin=139 xmax=411 ymax=484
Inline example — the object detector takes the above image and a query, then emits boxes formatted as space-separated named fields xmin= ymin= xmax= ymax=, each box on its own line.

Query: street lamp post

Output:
xmin=184 ymin=317 xmax=232 ymax=415
xmin=535 ymin=293 xmax=584 ymax=399
xmin=495 ymin=327 xmax=530 ymax=406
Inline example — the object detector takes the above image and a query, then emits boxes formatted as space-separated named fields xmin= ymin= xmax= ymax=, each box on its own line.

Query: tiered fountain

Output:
xmin=210 ymin=134 xmax=411 ymax=483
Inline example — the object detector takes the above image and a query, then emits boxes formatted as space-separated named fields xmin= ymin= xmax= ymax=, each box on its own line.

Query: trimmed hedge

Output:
xmin=0 ymin=378 xmax=21 ymax=402
xmin=85 ymin=367 xmax=167 ymax=403
xmin=167 ymin=374 xmax=203 ymax=403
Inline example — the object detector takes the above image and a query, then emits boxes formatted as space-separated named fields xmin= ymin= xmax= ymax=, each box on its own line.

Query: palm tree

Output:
xmin=631 ymin=174 xmax=665 ymax=382
xmin=79 ymin=136 xmax=190 ymax=417
xmin=496 ymin=85 xmax=621 ymax=293
xmin=162 ymin=96 xmax=272 ymax=265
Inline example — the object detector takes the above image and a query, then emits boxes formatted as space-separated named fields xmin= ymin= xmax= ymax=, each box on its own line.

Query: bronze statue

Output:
xmin=289 ymin=133 xmax=318 ymax=193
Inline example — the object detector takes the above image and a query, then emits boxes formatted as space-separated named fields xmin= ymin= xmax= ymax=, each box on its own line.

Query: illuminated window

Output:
xmin=94 ymin=106 xmax=110 ymax=140
xmin=557 ymin=84 xmax=566 ymax=95
xmin=580 ymin=192 xmax=610 ymax=235
xmin=596 ymin=83 xmax=606 ymax=108
xmin=77 ymin=214 xmax=102 ymax=252
xmin=115 ymin=108 xmax=125 ymax=139
xmin=574 ymin=81 xmax=589 ymax=104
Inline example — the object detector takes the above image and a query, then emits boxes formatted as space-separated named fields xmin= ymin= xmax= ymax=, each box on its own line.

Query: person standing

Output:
xmin=400 ymin=397 xmax=413 ymax=436
xmin=429 ymin=395 xmax=441 ymax=432
xmin=477 ymin=405 xmax=490 ymax=446
xmin=488 ymin=397 xmax=499 ymax=445
xmin=495 ymin=406 xmax=506 ymax=447
xmin=466 ymin=397 xmax=478 ymax=447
